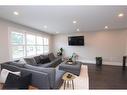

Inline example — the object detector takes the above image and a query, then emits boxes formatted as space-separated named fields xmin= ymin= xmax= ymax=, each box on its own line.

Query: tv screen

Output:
xmin=68 ymin=36 xmax=84 ymax=46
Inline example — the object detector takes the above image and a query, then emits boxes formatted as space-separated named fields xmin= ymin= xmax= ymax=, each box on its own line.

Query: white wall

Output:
xmin=125 ymin=32 xmax=127 ymax=55
xmin=0 ymin=18 xmax=53 ymax=63
xmin=53 ymin=30 xmax=127 ymax=66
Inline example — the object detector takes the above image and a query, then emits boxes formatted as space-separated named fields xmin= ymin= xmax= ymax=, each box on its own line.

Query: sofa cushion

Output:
xmin=9 ymin=61 xmax=25 ymax=68
xmin=24 ymin=64 xmax=55 ymax=88
xmin=38 ymin=62 xmax=53 ymax=68
xmin=40 ymin=57 xmax=50 ymax=64
xmin=18 ymin=58 xmax=27 ymax=64
xmin=34 ymin=56 xmax=41 ymax=64
xmin=48 ymin=53 xmax=56 ymax=61
xmin=40 ymin=54 xmax=48 ymax=59
xmin=24 ymin=58 xmax=37 ymax=66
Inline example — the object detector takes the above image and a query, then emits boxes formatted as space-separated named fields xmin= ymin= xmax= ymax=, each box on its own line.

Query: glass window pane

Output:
xmin=37 ymin=46 xmax=43 ymax=55
xmin=44 ymin=38 xmax=49 ymax=45
xmin=44 ymin=46 xmax=49 ymax=53
xmin=11 ymin=32 xmax=24 ymax=45
xmin=12 ymin=46 xmax=24 ymax=59
xmin=26 ymin=34 xmax=35 ymax=45
xmin=37 ymin=36 xmax=43 ymax=45
xmin=26 ymin=46 xmax=36 ymax=56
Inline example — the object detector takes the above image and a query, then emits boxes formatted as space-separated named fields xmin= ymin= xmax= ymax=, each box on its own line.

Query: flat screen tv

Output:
xmin=68 ymin=36 xmax=84 ymax=46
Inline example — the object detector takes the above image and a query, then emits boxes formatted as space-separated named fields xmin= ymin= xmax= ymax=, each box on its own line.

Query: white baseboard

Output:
xmin=77 ymin=60 xmax=96 ymax=64
xmin=103 ymin=62 xmax=122 ymax=66
xmin=77 ymin=59 xmax=122 ymax=66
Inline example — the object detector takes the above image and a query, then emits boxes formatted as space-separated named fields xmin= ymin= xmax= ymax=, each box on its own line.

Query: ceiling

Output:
xmin=0 ymin=6 xmax=127 ymax=34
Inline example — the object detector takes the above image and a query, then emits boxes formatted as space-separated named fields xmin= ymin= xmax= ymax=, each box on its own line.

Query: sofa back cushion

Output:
xmin=48 ymin=53 xmax=56 ymax=61
xmin=24 ymin=64 xmax=55 ymax=88
xmin=9 ymin=61 xmax=25 ymax=68
xmin=24 ymin=58 xmax=37 ymax=66
xmin=40 ymin=57 xmax=50 ymax=64
xmin=34 ymin=56 xmax=41 ymax=64
xmin=40 ymin=54 xmax=47 ymax=58
xmin=39 ymin=55 xmax=50 ymax=64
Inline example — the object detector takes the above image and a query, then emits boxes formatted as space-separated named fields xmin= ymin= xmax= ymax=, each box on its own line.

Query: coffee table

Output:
xmin=59 ymin=61 xmax=82 ymax=76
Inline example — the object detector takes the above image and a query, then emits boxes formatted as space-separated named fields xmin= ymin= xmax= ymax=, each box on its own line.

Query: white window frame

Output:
xmin=43 ymin=38 xmax=49 ymax=54
xmin=8 ymin=27 xmax=26 ymax=60
xmin=8 ymin=27 xmax=49 ymax=60
xmin=26 ymin=33 xmax=36 ymax=57
xmin=36 ymin=36 xmax=44 ymax=55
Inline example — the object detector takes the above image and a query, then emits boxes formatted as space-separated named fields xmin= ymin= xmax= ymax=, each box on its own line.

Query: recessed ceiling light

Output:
xmin=73 ymin=21 xmax=77 ymax=24
xmin=118 ymin=13 xmax=124 ymax=17
xmin=76 ymin=29 xmax=80 ymax=31
xmin=104 ymin=26 xmax=108 ymax=29
xmin=13 ymin=11 xmax=19 ymax=15
xmin=43 ymin=25 xmax=47 ymax=29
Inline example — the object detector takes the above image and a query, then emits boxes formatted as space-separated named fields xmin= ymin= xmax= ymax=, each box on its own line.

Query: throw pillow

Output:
xmin=24 ymin=58 xmax=37 ymax=66
xmin=48 ymin=53 xmax=56 ymax=61
xmin=18 ymin=58 xmax=27 ymax=64
xmin=40 ymin=57 xmax=50 ymax=64
xmin=39 ymin=55 xmax=44 ymax=59
xmin=40 ymin=54 xmax=48 ymax=59
xmin=34 ymin=56 xmax=41 ymax=64
xmin=0 ymin=69 xmax=20 ymax=83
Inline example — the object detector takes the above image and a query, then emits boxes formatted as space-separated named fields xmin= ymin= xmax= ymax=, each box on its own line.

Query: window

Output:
xmin=10 ymin=29 xmax=49 ymax=59
xmin=26 ymin=34 xmax=36 ymax=56
xmin=43 ymin=38 xmax=49 ymax=53
xmin=11 ymin=32 xmax=24 ymax=44
xmin=36 ymin=36 xmax=43 ymax=55
xmin=26 ymin=34 xmax=36 ymax=45
xmin=12 ymin=46 xmax=25 ymax=59
xmin=11 ymin=32 xmax=25 ymax=59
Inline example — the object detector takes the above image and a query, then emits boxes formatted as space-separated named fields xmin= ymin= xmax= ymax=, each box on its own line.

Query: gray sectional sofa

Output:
xmin=0 ymin=53 xmax=65 ymax=89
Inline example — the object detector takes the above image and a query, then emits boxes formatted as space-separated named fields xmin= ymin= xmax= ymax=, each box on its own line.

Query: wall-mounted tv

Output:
xmin=68 ymin=36 xmax=84 ymax=46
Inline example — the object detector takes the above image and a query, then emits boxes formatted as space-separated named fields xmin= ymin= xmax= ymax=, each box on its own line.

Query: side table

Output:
xmin=62 ymin=72 xmax=76 ymax=90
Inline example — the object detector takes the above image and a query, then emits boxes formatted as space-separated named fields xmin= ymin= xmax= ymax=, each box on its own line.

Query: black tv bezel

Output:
xmin=68 ymin=36 xmax=84 ymax=46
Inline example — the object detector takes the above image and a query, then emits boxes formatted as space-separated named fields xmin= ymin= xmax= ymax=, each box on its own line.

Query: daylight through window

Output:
xmin=10 ymin=29 xmax=49 ymax=59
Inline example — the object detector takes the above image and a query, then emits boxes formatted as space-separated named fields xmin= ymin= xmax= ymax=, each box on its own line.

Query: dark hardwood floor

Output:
xmin=83 ymin=63 xmax=127 ymax=89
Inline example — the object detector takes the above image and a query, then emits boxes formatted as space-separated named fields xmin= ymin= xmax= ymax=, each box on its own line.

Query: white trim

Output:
xmin=77 ymin=59 xmax=122 ymax=66
xmin=8 ymin=27 xmax=12 ymax=60
xmin=103 ymin=62 xmax=122 ymax=66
